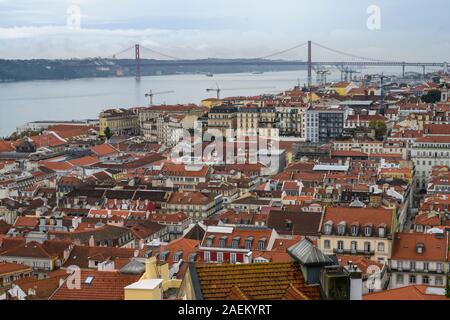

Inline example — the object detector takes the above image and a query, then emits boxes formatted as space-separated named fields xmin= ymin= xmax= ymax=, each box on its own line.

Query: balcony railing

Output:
xmin=333 ymin=248 xmax=374 ymax=256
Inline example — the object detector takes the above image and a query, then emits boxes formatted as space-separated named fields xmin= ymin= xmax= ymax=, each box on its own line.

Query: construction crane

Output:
xmin=315 ymin=69 xmax=331 ymax=86
xmin=145 ymin=90 xmax=175 ymax=106
xmin=206 ymin=83 xmax=276 ymax=100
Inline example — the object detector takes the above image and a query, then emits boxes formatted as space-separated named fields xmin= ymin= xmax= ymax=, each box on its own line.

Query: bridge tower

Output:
xmin=135 ymin=44 xmax=141 ymax=81
xmin=307 ymin=40 xmax=312 ymax=88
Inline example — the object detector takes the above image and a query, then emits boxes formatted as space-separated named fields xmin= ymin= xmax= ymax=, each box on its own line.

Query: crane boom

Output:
xmin=145 ymin=90 xmax=175 ymax=106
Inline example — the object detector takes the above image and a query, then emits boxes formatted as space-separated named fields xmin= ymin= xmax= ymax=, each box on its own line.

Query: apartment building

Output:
xmin=318 ymin=207 xmax=396 ymax=263
xmin=99 ymin=108 xmax=139 ymax=137
xmin=389 ymin=232 xmax=449 ymax=289
xmin=411 ymin=136 xmax=450 ymax=189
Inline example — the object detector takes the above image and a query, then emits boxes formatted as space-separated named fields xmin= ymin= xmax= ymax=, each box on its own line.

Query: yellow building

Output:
xmin=124 ymin=257 xmax=182 ymax=300
xmin=201 ymin=98 xmax=222 ymax=109
xmin=328 ymin=82 xmax=356 ymax=96
xmin=99 ymin=108 xmax=139 ymax=137
xmin=237 ymin=106 xmax=277 ymax=137
xmin=318 ymin=207 xmax=397 ymax=264
xmin=207 ymin=106 xmax=238 ymax=136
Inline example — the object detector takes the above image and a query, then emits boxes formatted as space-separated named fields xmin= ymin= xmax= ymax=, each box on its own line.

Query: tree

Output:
xmin=421 ymin=89 xmax=441 ymax=103
xmin=103 ymin=127 xmax=113 ymax=141
xmin=369 ymin=120 xmax=387 ymax=140
xmin=446 ymin=276 xmax=450 ymax=298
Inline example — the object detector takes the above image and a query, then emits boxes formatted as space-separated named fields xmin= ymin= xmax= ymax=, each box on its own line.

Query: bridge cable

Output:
xmin=312 ymin=41 xmax=398 ymax=63
xmin=254 ymin=42 xmax=309 ymax=60
xmin=139 ymin=45 xmax=182 ymax=60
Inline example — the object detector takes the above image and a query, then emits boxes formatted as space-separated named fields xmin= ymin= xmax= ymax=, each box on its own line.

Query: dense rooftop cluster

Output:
xmin=0 ymin=73 xmax=450 ymax=300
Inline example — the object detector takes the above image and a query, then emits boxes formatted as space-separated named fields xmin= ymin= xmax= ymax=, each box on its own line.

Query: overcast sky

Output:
xmin=0 ymin=0 xmax=449 ymax=61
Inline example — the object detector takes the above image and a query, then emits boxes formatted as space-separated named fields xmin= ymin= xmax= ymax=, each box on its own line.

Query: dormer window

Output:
xmin=219 ymin=236 xmax=227 ymax=248
xmin=173 ymin=251 xmax=183 ymax=262
xmin=232 ymin=236 xmax=240 ymax=249
xmin=206 ymin=235 xmax=215 ymax=247
xmin=364 ymin=225 xmax=372 ymax=237
xmin=285 ymin=220 xmax=293 ymax=231
xmin=337 ymin=222 xmax=346 ymax=236
xmin=351 ymin=224 xmax=359 ymax=236
xmin=258 ymin=238 xmax=266 ymax=250
xmin=159 ymin=250 xmax=169 ymax=261
xmin=324 ymin=221 xmax=333 ymax=235
xmin=245 ymin=237 xmax=253 ymax=250
xmin=378 ymin=226 xmax=386 ymax=238
xmin=416 ymin=243 xmax=425 ymax=254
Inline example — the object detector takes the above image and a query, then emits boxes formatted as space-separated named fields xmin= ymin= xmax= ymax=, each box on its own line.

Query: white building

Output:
xmin=411 ymin=136 xmax=450 ymax=189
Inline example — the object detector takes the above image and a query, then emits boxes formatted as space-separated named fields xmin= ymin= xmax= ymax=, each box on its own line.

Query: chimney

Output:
xmin=89 ymin=235 xmax=95 ymax=247
xmin=144 ymin=257 xmax=159 ymax=279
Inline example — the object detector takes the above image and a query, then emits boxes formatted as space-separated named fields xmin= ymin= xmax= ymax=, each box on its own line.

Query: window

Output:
xmin=217 ymin=252 xmax=223 ymax=263
xmin=396 ymin=274 xmax=404 ymax=284
xmin=219 ymin=236 xmax=227 ymax=248
xmin=364 ymin=242 xmax=371 ymax=253
xmin=230 ymin=253 xmax=237 ymax=264
xmin=364 ymin=226 xmax=372 ymax=237
xmin=350 ymin=241 xmax=357 ymax=252
xmin=232 ymin=237 xmax=240 ymax=249
xmin=337 ymin=223 xmax=346 ymax=236
xmin=258 ymin=238 xmax=266 ymax=250
xmin=324 ymin=240 xmax=331 ymax=249
xmin=435 ymin=276 xmax=443 ymax=286
xmin=245 ymin=237 xmax=253 ymax=250
xmin=351 ymin=225 xmax=359 ymax=236
xmin=423 ymin=276 xmax=429 ymax=284
xmin=85 ymin=276 xmax=94 ymax=285
xmin=378 ymin=227 xmax=386 ymax=238
xmin=204 ymin=251 xmax=210 ymax=262
xmin=377 ymin=242 xmax=385 ymax=252
xmin=423 ymin=262 xmax=429 ymax=271
xmin=206 ymin=235 xmax=215 ymax=247
xmin=324 ymin=222 xmax=333 ymax=235
xmin=437 ymin=263 xmax=443 ymax=272
xmin=337 ymin=240 xmax=344 ymax=251
xmin=173 ymin=251 xmax=183 ymax=263
xmin=409 ymin=275 xmax=416 ymax=284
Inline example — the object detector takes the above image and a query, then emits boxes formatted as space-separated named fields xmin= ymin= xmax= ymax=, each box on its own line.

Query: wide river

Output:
xmin=0 ymin=68 xmax=405 ymax=137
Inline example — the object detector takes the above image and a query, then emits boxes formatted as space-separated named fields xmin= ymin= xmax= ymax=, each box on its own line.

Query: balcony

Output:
xmin=333 ymin=248 xmax=374 ymax=256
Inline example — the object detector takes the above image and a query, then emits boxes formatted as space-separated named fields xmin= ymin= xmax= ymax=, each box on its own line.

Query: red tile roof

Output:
xmin=391 ymin=232 xmax=449 ymax=262
xmin=194 ymin=262 xmax=321 ymax=300
xmin=91 ymin=144 xmax=118 ymax=156
xmin=0 ymin=262 xmax=32 ymax=275
xmin=364 ymin=285 xmax=449 ymax=300
xmin=0 ymin=140 xmax=15 ymax=152
xmin=50 ymin=270 xmax=140 ymax=300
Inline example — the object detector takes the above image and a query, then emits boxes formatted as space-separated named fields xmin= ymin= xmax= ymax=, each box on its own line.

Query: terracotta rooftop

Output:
xmin=364 ymin=285 xmax=449 ymax=300
xmin=91 ymin=144 xmax=118 ymax=156
xmin=0 ymin=262 xmax=32 ymax=275
xmin=50 ymin=270 xmax=140 ymax=300
xmin=193 ymin=262 xmax=321 ymax=300
xmin=391 ymin=232 xmax=449 ymax=262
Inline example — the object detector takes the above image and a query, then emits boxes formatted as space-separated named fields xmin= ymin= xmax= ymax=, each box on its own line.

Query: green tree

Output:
xmin=446 ymin=276 xmax=450 ymax=298
xmin=421 ymin=89 xmax=441 ymax=103
xmin=103 ymin=127 xmax=113 ymax=141
xmin=369 ymin=120 xmax=387 ymax=140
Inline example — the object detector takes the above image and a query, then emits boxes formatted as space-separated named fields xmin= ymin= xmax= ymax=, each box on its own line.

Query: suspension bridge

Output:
xmin=76 ymin=41 xmax=450 ymax=84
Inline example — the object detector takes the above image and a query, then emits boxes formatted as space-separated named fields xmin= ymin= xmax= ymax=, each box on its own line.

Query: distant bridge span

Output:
xmin=71 ymin=40 xmax=450 ymax=82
